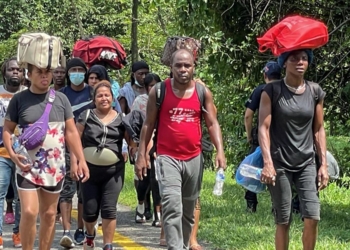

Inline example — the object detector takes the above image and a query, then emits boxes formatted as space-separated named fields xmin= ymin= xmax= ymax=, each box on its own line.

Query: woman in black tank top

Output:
xmin=72 ymin=80 xmax=137 ymax=250
xmin=259 ymin=49 xmax=328 ymax=250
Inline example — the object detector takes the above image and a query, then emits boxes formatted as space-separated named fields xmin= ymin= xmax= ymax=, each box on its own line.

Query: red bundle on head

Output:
xmin=257 ymin=15 xmax=329 ymax=56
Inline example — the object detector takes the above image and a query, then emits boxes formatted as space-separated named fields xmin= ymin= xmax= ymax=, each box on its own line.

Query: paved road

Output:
xmin=2 ymin=197 xmax=209 ymax=249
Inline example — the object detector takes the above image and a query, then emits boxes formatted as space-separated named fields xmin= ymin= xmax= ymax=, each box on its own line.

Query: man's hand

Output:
xmin=318 ymin=165 xmax=329 ymax=191
xmin=261 ymin=161 xmax=276 ymax=186
xmin=135 ymin=154 xmax=148 ymax=181
xmin=215 ymin=151 xmax=227 ymax=170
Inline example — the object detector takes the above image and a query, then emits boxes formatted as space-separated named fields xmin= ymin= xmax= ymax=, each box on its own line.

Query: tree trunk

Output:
xmin=131 ymin=0 xmax=139 ymax=64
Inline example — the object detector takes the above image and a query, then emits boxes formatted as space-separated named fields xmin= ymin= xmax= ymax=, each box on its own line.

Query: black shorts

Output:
xmin=16 ymin=174 xmax=64 ymax=194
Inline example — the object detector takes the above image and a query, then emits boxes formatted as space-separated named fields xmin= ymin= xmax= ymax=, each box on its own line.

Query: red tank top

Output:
xmin=157 ymin=79 xmax=202 ymax=160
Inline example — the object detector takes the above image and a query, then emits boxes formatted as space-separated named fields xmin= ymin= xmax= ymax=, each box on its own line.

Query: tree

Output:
xmin=131 ymin=0 xmax=139 ymax=63
xmin=172 ymin=0 xmax=350 ymax=163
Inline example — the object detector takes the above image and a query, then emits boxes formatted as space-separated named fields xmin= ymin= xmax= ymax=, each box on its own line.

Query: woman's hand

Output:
xmin=260 ymin=161 xmax=276 ymax=186
xmin=318 ymin=165 xmax=329 ymax=191
xmin=13 ymin=154 xmax=31 ymax=172
xmin=122 ymin=152 xmax=128 ymax=162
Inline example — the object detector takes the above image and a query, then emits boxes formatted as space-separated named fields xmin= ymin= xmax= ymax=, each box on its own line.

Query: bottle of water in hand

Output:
xmin=239 ymin=164 xmax=262 ymax=180
xmin=11 ymin=134 xmax=33 ymax=165
xmin=213 ymin=168 xmax=225 ymax=196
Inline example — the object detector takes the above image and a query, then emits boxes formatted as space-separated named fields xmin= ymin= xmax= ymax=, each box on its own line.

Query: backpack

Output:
xmin=72 ymin=35 xmax=127 ymax=70
xmin=270 ymin=80 xmax=324 ymax=166
xmin=17 ymin=33 xmax=63 ymax=69
xmin=270 ymin=80 xmax=319 ymax=109
xmin=154 ymin=80 xmax=213 ymax=152
xmin=161 ymin=36 xmax=201 ymax=66
xmin=257 ymin=15 xmax=329 ymax=56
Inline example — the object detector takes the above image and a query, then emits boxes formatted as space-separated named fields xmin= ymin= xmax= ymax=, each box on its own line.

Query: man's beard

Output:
xmin=6 ymin=77 xmax=21 ymax=87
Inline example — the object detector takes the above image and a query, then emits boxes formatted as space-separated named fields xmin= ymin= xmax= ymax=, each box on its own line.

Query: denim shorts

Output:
xmin=269 ymin=164 xmax=320 ymax=224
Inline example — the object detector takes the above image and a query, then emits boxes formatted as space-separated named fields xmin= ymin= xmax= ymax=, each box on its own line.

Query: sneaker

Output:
xmin=246 ymin=201 xmax=257 ymax=213
xmin=0 ymin=236 xmax=3 ymax=249
xmin=83 ymin=237 xmax=95 ymax=250
xmin=103 ymin=243 xmax=113 ymax=250
xmin=59 ymin=232 xmax=75 ymax=249
xmin=74 ymin=228 xmax=85 ymax=245
xmin=5 ymin=212 xmax=15 ymax=224
xmin=12 ymin=233 xmax=21 ymax=248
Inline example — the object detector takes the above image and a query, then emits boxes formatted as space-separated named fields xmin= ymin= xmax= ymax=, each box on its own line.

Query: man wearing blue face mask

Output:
xmin=118 ymin=61 xmax=149 ymax=115
xmin=58 ymin=57 xmax=93 ymax=248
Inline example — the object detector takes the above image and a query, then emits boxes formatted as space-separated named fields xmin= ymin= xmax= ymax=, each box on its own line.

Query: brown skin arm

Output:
xmin=65 ymin=118 xmax=90 ymax=182
xmin=313 ymin=99 xmax=329 ymax=190
xmin=69 ymin=122 xmax=84 ymax=173
xmin=3 ymin=120 xmax=18 ymax=158
xmin=118 ymin=97 xmax=129 ymax=114
xmin=203 ymin=87 xmax=226 ymax=169
xmin=244 ymin=108 xmax=254 ymax=142
xmin=124 ymin=131 xmax=138 ymax=157
xmin=135 ymin=87 xmax=158 ymax=180
xmin=258 ymin=92 xmax=276 ymax=185
xmin=3 ymin=120 xmax=31 ymax=171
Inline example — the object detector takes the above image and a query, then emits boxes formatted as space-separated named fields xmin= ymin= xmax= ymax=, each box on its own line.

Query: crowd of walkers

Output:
xmin=0 ymin=25 xmax=333 ymax=250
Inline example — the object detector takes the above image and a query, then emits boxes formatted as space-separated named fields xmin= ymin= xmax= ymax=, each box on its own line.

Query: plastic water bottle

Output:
xmin=213 ymin=168 xmax=225 ymax=196
xmin=11 ymin=135 xmax=33 ymax=165
xmin=236 ymin=164 xmax=266 ymax=193
xmin=240 ymin=164 xmax=262 ymax=180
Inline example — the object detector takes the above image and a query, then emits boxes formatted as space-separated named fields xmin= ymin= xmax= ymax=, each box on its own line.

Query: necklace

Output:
xmin=284 ymin=78 xmax=305 ymax=92
xmin=95 ymin=108 xmax=112 ymax=118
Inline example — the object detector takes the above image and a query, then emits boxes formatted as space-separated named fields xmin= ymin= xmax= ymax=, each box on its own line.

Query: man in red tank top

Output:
xmin=136 ymin=49 xmax=226 ymax=250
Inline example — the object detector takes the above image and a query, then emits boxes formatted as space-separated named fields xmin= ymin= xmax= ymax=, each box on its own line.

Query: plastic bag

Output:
xmin=235 ymin=147 xmax=266 ymax=193
xmin=257 ymin=15 xmax=329 ymax=56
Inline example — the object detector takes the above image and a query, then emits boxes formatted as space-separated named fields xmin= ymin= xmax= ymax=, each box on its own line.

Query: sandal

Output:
xmin=159 ymin=238 xmax=167 ymax=247
xmin=152 ymin=220 xmax=162 ymax=227
xmin=5 ymin=212 xmax=15 ymax=224
xmin=135 ymin=208 xmax=146 ymax=223
xmin=190 ymin=244 xmax=203 ymax=250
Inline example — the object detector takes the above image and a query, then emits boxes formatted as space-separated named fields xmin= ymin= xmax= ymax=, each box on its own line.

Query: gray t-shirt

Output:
xmin=263 ymin=81 xmax=325 ymax=171
xmin=6 ymin=89 xmax=73 ymax=187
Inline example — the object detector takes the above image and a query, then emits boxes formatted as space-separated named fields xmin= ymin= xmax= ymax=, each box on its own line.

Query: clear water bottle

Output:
xmin=240 ymin=164 xmax=262 ymax=180
xmin=11 ymin=134 xmax=33 ymax=165
xmin=213 ymin=168 xmax=225 ymax=196
xmin=236 ymin=164 xmax=266 ymax=193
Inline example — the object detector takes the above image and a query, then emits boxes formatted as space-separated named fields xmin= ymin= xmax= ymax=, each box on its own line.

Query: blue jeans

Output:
xmin=0 ymin=157 xmax=20 ymax=234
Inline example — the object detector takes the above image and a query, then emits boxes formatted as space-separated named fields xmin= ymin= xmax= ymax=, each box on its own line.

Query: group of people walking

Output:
xmin=0 ymin=33 xmax=332 ymax=250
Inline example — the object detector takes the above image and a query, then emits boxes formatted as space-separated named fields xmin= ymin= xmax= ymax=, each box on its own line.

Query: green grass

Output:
xmin=119 ymin=165 xmax=350 ymax=249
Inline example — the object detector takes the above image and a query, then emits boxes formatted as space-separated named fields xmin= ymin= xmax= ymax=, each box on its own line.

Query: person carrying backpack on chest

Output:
xmin=259 ymin=49 xmax=328 ymax=250
xmin=135 ymin=49 xmax=226 ymax=250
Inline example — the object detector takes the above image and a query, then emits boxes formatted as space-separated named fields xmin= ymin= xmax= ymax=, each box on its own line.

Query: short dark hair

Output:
xmin=170 ymin=49 xmax=194 ymax=65
xmin=144 ymin=73 xmax=161 ymax=89
xmin=93 ymin=80 xmax=113 ymax=100
xmin=1 ymin=56 xmax=17 ymax=82
xmin=27 ymin=64 xmax=34 ymax=73
xmin=268 ymin=73 xmax=281 ymax=81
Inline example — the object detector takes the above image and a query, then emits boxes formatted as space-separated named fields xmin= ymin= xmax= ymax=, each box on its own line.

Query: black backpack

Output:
xmin=154 ymin=81 xmax=214 ymax=152
xmin=270 ymin=79 xmax=319 ymax=108
xmin=270 ymin=79 xmax=322 ymax=166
